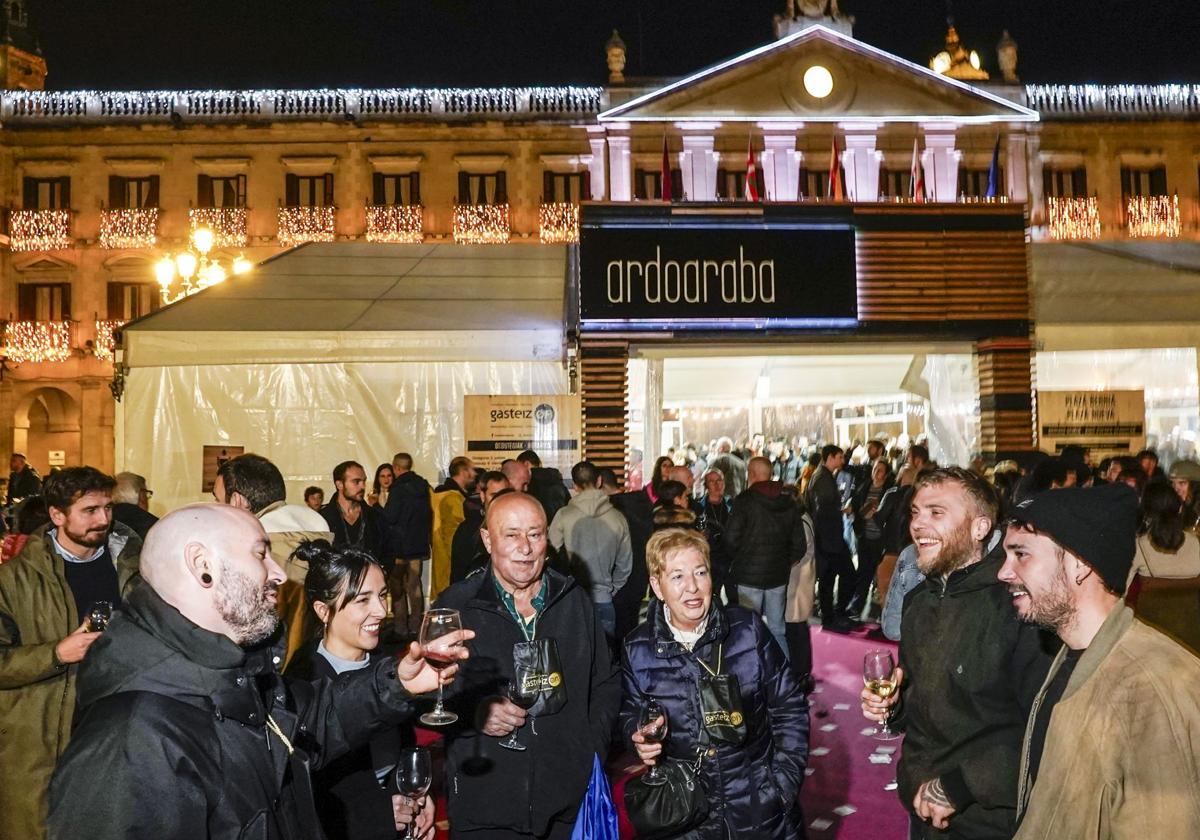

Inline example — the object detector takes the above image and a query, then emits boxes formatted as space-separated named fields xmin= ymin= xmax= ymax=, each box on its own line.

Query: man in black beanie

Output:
xmin=1001 ymin=482 xmax=1200 ymax=839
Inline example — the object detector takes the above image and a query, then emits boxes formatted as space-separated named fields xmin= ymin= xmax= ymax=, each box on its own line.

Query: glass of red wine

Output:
xmin=419 ymin=608 xmax=462 ymax=726
xmin=638 ymin=699 xmax=669 ymax=786
xmin=394 ymin=747 xmax=432 ymax=840
xmin=499 ymin=679 xmax=537 ymax=751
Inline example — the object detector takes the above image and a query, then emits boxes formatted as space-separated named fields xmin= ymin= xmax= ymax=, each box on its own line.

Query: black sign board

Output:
xmin=579 ymin=220 xmax=857 ymax=329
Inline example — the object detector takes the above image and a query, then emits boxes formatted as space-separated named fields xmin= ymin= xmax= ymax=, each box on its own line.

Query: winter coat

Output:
xmin=804 ymin=466 xmax=848 ymax=559
xmin=450 ymin=499 xmax=486 ymax=584
xmin=1130 ymin=532 xmax=1200 ymax=584
xmin=549 ymin=488 xmax=633 ymax=603
xmin=434 ymin=566 xmax=620 ymax=836
xmin=6 ymin=465 xmax=41 ymax=505
xmin=0 ymin=522 xmax=142 ymax=840
xmin=723 ymin=481 xmax=807 ymax=590
xmin=877 ymin=483 xmax=915 ymax=556
xmin=528 ymin=466 xmax=571 ymax=524
xmin=47 ymin=582 xmax=416 ymax=840
xmin=318 ymin=501 xmax=384 ymax=560
xmin=610 ymin=489 xmax=654 ymax=639
xmin=112 ymin=502 xmax=158 ymax=541
xmin=653 ymin=505 xmax=700 ymax=531
xmin=621 ymin=602 xmax=809 ymax=840
xmin=431 ymin=488 xmax=466 ymax=599
xmin=896 ymin=550 xmax=1057 ymax=839
xmin=381 ymin=471 xmax=433 ymax=561
xmin=1014 ymin=605 xmax=1200 ymax=840
xmin=784 ymin=514 xmax=816 ymax=623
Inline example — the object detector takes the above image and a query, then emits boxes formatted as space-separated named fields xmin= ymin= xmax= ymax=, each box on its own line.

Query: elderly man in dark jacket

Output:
xmin=435 ymin=492 xmax=620 ymax=840
xmin=47 ymin=503 xmax=465 ymax=840
xmin=724 ymin=456 xmax=807 ymax=653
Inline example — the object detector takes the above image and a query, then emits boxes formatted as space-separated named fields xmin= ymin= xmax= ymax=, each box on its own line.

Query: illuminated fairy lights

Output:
xmin=1126 ymin=195 xmax=1180 ymax=239
xmin=1026 ymin=84 xmax=1200 ymax=118
xmin=4 ymin=320 xmax=72 ymax=363
xmin=278 ymin=206 xmax=336 ymax=247
xmin=538 ymin=203 xmax=579 ymax=244
xmin=93 ymin=320 xmax=125 ymax=362
xmin=365 ymin=205 xmax=424 ymax=244
xmin=8 ymin=209 xmax=72 ymax=252
xmin=188 ymin=208 xmax=248 ymax=248
xmin=99 ymin=208 xmax=158 ymax=249
xmin=453 ymin=204 xmax=510 ymax=245
xmin=1047 ymin=196 xmax=1100 ymax=240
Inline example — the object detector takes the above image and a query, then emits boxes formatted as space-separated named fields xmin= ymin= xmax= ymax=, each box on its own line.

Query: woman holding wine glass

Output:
xmin=622 ymin=528 xmax=810 ymax=839
xmin=286 ymin=540 xmax=435 ymax=840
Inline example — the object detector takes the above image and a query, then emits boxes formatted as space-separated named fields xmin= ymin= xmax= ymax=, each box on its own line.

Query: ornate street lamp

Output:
xmin=154 ymin=226 xmax=252 ymax=305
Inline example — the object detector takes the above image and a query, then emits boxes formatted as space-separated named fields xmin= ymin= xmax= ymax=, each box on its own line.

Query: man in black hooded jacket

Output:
xmin=47 ymin=503 xmax=467 ymax=840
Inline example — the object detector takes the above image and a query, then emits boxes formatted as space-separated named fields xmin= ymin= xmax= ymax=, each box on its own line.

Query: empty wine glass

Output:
xmin=638 ymin=699 xmax=669 ymax=786
xmin=419 ymin=608 xmax=462 ymax=726
xmin=394 ymin=747 xmax=432 ymax=840
xmin=863 ymin=649 xmax=902 ymax=741
xmin=499 ymin=679 xmax=537 ymax=751
xmin=88 ymin=601 xmax=112 ymax=632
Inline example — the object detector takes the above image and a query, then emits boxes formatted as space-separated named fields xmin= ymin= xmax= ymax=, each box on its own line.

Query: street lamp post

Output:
xmin=154 ymin=226 xmax=252 ymax=305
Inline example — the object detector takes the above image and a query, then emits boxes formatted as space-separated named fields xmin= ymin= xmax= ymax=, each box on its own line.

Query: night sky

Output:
xmin=29 ymin=0 xmax=1200 ymax=91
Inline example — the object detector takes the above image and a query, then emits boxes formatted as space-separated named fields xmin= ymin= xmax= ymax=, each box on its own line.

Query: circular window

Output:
xmin=802 ymin=65 xmax=835 ymax=99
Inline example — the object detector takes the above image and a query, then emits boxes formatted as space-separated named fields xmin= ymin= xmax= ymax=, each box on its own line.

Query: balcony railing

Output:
xmin=189 ymin=207 xmax=248 ymax=248
xmin=3 ymin=320 xmax=72 ymax=363
xmin=99 ymin=208 xmax=158 ymax=249
xmin=453 ymin=204 xmax=510 ymax=245
xmin=539 ymin=202 xmax=580 ymax=244
xmin=1047 ymin=196 xmax=1100 ymax=241
xmin=365 ymin=205 xmax=423 ymax=244
xmin=8 ymin=209 xmax=72 ymax=251
xmin=1126 ymin=195 xmax=1180 ymax=239
xmin=93 ymin=319 xmax=126 ymax=362
xmin=277 ymin=206 xmax=336 ymax=247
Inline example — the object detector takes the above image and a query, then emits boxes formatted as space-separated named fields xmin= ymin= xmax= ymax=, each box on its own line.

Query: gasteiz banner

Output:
xmin=464 ymin=395 xmax=582 ymax=472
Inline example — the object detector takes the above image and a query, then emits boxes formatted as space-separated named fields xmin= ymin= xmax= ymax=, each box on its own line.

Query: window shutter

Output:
xmin=146 ymin=176 xmax=160 ymax=208
xmin=1150 ymin=166 xmax=1167 ymax=195
xmin=285 ymin=173 xmax=299 ymax=206
xmin=197 ymin=174 xmax=213 ymax=208
xmin=754 ymin=166 xmax=765 ymax=199
xmin=581 ymin=172 xmax=592 ymax=201
xmin=108 ymin=175 xmax=125 ymax=208
xmin=1074 ymin=167 xmax=1087 ymax=197
xmin=323 ymin=173 xmax=335 ymax=207
xmin=107 ymin=283 xmax=125 ymax=321
xmin=17 ymin=285 xmax=35 ymax=321
xmin=670 ymin=168 xmax=683 ymax=200
xmin=495 ymin=172 xmax=508 ymax=205
xmin=59 ymin=284 xmax=72 ymax=320
xmin=543 ymin=171 xmax=554 ymax=203
xmin=22 ymin=177 xmax=37 ymax=209
xmin=372 ymin=172 xmax=385 ymax=205
xmin=410 ymin=173 xmax=421 ymax=206
xmin=458 ymin=171 xmax=470 ymax=204
xmin=59 ymin=176 xmax=70 ymax=210
xmin=634 ymin=169 xmax=646 ymax=200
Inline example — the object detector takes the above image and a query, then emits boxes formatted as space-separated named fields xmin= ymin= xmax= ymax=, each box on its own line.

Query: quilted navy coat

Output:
xmin=621 ymin=603 xmax=810 ymax=839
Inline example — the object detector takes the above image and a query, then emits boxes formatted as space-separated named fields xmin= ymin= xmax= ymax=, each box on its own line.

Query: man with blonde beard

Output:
xmin=862 ymin=467 xmax=1054 ymax=839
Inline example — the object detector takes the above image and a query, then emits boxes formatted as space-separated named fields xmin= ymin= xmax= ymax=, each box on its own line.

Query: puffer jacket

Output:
xmin=0 ymin=522 xmax=142 ymax=840
xmin=723 ymin=481 xmax=807 ymax=590
xmin=47 ymin=582 xmax=415 ymax=840
xmin=548 ymin=488 xmax=632 ymax=602
xmin=621 ymin=602 xmax=809 ymax=840
xmin=382 ymin=471 xmax=433 ymax=561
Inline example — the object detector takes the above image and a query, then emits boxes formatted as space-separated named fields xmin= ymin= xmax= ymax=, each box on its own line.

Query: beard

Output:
xmin=916 ymin=521 xmax=979 ymax=578
xmin=214 ymin=561 xmax=280 ymax=646
xmin=64 ymin=522 xmax=109 ymax=550
xmin=1022 ymin=566 xmax=1078 ymax=632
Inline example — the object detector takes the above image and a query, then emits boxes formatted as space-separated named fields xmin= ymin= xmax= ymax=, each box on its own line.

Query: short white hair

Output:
xmin=113 ymin=472 xmax=147 ymax=505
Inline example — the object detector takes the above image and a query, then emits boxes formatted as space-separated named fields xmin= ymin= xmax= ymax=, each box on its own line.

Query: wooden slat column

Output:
xmin=976 ymin=337 xmax=1036 ymax=460
xmin=579 ymin=337 xmax=629 ymax=484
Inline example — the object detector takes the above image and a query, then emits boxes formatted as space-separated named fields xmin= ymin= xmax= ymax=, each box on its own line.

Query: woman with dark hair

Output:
xmin=652 ymin=480 xmax=699 ymax=531
xmin=285 ymin=540 xmax=432 ymax=840
xmin=1132 ymin=481 xmax=1200 ymax=585
xmin=369 ymin=463 xmax=395 ymax=509
xmin=647 ymin=455 xmax=674 ymax=505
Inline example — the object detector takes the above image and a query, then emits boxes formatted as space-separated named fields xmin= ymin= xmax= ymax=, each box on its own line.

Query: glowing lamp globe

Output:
xmin=803 ymin=65 xmax=834 ymax=99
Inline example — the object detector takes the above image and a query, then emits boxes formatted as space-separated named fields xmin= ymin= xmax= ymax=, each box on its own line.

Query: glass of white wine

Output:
xmin=864 ymin=649 xmax=902 ymax=741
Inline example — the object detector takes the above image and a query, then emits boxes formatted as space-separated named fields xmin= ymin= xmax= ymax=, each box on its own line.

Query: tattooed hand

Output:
xmin=913 ymin=778 xmax=956 ymax=830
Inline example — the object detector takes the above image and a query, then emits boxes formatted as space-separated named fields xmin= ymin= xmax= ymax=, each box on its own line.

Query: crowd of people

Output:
xmin=0 ymin=434 xmax=1197 ymax=840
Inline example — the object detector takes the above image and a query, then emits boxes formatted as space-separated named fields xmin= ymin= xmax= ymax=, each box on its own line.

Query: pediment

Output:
xmin=600 ymin=25 xmax=1036 ymax=125
xmin=13 ymin=253 xmax=75 ymax=273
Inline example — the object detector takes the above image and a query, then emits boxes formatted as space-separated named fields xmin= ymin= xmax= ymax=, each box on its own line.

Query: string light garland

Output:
xmin=9 ymin=209 xmax=72 ymax=252
xmin=189 ymin=208 xmax=247 ymax=248
xmin=93 ymin=319 xmax=125 ymax=362
xmin=1026 ymin=84 xmax=1200 ymax=118
xmin=99 ymin=208 xmax=158 ymax=249
xmin=1047 ymin=196 xmax=1100 ymax=240
xmin=453 ymin=204 xmax=510 ymax=245
xmin=277 ymin=206 xmax=336 ymax=247
xmin=4 ymin=320 xmax=72 ymax=363
xmin=1126 ymin=195 xmax=1180 ymax=238
xmin=365 ymin=205 xmax=424 ymax=243
xmin=538 ymin=202 xmax=579 ymax=244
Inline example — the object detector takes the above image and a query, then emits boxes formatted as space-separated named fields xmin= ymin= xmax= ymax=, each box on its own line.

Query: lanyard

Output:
xmin=695 ymin=643 xmax=723 ymax=678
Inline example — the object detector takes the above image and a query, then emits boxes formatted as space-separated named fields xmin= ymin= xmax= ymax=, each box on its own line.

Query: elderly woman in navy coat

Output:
xmin=622 ymin=528 xmax=810 ymax=839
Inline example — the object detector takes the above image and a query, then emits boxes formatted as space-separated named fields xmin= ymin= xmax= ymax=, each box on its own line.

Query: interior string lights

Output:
xmin=8 ymin=209 xmax=72 ymax=252
xmin=1047 ymin=196 xmax=1101 ymax=240
xmin=4 ymin=320 xmax=72 ymax=363
xmin=1126 ymin=195 xmax=1180 ymax=238
xmin=538 ymin=202 xmax=579 ymax=244
xmin=277 ymin=206 xmax=336 ymax=247
xmin=93 ymin=319 xmax=126 ymax=362
xmin=453 ymin=204 xmax=511 ymax=245
xmin=188 ymin=208 xmax=248 ymax=248
xmin=99 ymin=208 xmax=159 ymax=249
xmin=154 ymin=226 xmax=252 ymax=305
xmin=365 ymin=205 xmax=424 ymax=243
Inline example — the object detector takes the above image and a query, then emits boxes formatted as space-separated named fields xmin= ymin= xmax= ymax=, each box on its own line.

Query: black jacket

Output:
xmin=723 ymin=482 xmax=807 ymax=590
xmin=6 ymin=465 xmax=40 ymax=506
xmin=381 ymin=471 xmax=433 ymax=561
xmin=610 ymin=489 xmax=654 ymax=633
xmin=112 ymin=502 xmax=158 ymax=541
xmin=877 ymin=483 xmax=915 ymax=555
xmin=527 ymin=466 xmax=570 ymax=524
xmin=319 ymin=501 xmax=385 ymax=560
xmin=804 ymin=466 xmax=848 ymax=558
xmin=434 ymin=566 xmax=620 ymax=836
xmin=450 ymin=498 xmax=486 ymax=584
xmin=895 ymin=551 xmax=1056 ymax=839
xmin=47 ymin=583 xmax=415 ymax=840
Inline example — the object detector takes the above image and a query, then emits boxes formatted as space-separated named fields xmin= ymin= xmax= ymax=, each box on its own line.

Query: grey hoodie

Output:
xmin=548 ymin=488 xmax=632 ymax=603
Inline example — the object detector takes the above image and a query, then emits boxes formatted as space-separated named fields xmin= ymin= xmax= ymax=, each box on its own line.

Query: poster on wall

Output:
xmin=201 ymin=445 xmax=245 ymax=493
xmin=1039 ymin=390 xmax=1145 ymax=458
xmin=464 ymin=396 xmax=581 ymax=473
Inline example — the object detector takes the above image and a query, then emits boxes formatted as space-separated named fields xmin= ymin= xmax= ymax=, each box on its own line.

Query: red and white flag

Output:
xmin=910 ymin=137 xmax=926 ymax=203
xmin=745 ymin=135 xmax=760 ymax=201
xmin=828 ymin=135 xmax=844 ymax=201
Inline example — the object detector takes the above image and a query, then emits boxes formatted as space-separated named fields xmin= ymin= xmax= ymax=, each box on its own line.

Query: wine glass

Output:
xmin=499 ymin=679 xmax=537 ymax=751
xmin=88 ymin=601 xmax=113 ymax=632
xmin=394 ymin=747 xmax=432 ymax=840
xmin=637 ymin=699 xmax=669 ymax=786
xmin=863 ymin=649 xmax=902 ymax=741
xmin=419 ymin=608 xmax=462 ymax=726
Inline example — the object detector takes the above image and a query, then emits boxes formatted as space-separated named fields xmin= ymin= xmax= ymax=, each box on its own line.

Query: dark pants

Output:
xmin=785 ymin=621 xmax=812 ymax=677
xmin=453 ymin=820 xmax=574 ymax=840
xmin=849 ymin=535 xmax=886 ymax=615
xmin=816 ymin=549 xmax=854 ymax=621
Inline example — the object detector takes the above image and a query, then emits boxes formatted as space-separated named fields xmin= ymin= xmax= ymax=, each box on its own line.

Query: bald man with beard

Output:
xmin=48 ymin=504 xmax=470 ymax=840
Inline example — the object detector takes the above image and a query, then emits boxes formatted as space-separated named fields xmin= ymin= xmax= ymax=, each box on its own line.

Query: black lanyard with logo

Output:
xmin=695 ymin=643 xmax=746 ymax=747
